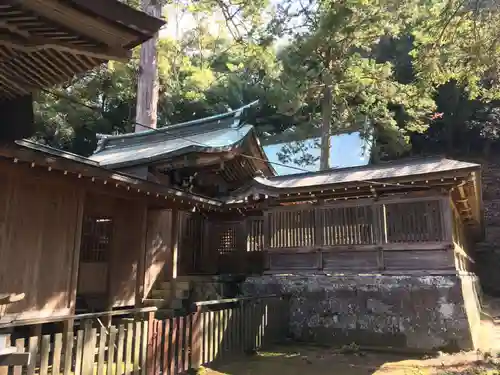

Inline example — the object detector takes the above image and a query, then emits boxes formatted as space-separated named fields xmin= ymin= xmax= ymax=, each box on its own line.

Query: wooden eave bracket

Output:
xmin=8 ymin=0 xmax=136 ymax=47
xmin=0 ymin=30 xmax=131 ymax=62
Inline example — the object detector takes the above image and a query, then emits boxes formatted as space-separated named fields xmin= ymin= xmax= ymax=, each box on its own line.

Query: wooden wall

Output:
xmin=0 ymin=161 xmax=83 ymax=322
xmin=143 ymin=209 xmax=173 ymax=300
xmin=80 ymin=192 xmax=147 ymax=308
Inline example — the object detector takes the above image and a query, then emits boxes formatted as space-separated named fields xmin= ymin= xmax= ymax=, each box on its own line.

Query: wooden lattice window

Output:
xmin=212 ymin=222 xmax=240 ymax=254
xmin=247 ymin=218 xmax=263 ymax=252
xmin=178 ymin=212 xmax=205 ymax=272
xmin=268 ymin=208 xmax=315 ymax=248
xmin=385 ymin=200 xmax=444 ymax=243
xmin=80 ymin=216 xmax=113 ymax=262
xmin=320 ymin=205 xmax=375 ymax=246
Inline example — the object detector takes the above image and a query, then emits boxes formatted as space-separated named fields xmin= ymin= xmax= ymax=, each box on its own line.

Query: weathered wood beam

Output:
xmin=0 ymin=30 xmax=130 ymax=61
xmin=7 ymin=0 xmax=136 ymax=47
xmin=0 ymin=144 xmax=223 ymax=208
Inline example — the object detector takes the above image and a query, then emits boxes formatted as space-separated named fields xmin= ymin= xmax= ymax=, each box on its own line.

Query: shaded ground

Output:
xmin=201 ymin=346 xmax=500 ymax=375
xmin=201 ymin=295 xmax=500 ymax=375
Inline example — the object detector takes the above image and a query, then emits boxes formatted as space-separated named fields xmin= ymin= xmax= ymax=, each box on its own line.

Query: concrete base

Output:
xmin=242 ymin=273 xmax=482 ymax=352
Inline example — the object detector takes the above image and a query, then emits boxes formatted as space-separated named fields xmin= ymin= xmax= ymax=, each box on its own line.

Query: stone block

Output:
xmin=242 ymin=273 xmax=480 ymax=352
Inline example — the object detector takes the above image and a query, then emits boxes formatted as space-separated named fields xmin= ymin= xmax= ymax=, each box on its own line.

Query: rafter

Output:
xmin=0 ymin=27 xmax=130 ymax=61
xmin=6 ymin=0 xmax=137 ymax=47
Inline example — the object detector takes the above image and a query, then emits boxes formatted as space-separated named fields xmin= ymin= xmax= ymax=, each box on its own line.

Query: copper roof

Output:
xmin=227 ymin=157 xmax=481 ymax=201
xmin=90 ymin=102 xmax=273 ymax=173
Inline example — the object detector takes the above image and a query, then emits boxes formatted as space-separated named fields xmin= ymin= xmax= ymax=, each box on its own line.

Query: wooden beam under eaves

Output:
xmin=7 ymin=0 xmax=137 ymax=47
xmin=0 ymin=29 xmax=130 ymax=62
xmin=0 ymin=36 xmax=130 ymax=62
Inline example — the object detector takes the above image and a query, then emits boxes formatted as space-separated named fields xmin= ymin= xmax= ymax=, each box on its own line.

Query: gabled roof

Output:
xmin=0 ymin=0 xmax=165 ymax=99
xmin=227 ymin=156 xmax=483 ymax=237
xmin=90 ymin=101 xmax=271 ymax=170
xmin=3 ymin=139 xmax=222 ymax=208
xmin=243 ymin=157 xmax=480 ymax=192
xmin=227 ymin=157 xmax=481 ymax=203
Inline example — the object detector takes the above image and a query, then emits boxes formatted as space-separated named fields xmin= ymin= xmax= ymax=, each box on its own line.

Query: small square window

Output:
xmin=80 ymin=216 xmax=113 ymax=262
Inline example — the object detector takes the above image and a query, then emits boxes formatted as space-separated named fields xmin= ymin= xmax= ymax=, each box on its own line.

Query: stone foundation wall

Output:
xmin=242 ymin=273 xmax=481 ymax=351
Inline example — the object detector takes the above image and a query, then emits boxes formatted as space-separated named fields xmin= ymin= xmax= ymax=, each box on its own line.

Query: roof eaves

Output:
xmin=94 ymin=101 xmax=259 ymax=153
xmin=226 ymin=158 xmax=481 ymax=199
xmin=13 ymin=140 xmax=222 ymax=207
xmin=66 ymin=0 xmax=166 ymax=47
xmin=96 ymin=124 xmax=255 ymax=169
xmin=263 ymin=157 xmax=480 ymax=183
xmin=17 ymin=139 xmax=99 ymax=166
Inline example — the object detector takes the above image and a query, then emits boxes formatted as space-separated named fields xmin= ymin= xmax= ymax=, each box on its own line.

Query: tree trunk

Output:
xmin=320 ymin=73 xmax=333 ymax=171
xmin=135 ymin=0 xmax=162 ymax=132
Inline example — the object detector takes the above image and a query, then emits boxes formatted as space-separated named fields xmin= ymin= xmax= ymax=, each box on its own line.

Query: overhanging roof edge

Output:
xmin=94 ymin=101 xmax=259 ymax=153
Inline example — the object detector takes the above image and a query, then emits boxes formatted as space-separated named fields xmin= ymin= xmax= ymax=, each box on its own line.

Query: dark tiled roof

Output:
xmin=90 ymin=102 xmax=262 ymax=168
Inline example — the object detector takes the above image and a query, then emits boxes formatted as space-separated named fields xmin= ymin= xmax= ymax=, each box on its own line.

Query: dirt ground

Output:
xmin=200 ymin=345 xmax=500 ymax=375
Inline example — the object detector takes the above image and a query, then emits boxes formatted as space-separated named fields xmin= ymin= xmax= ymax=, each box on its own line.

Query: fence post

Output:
xmin=191 ymin=307 xmax=202 ymax=370
xmin=81 ymin=321 xmax=97 ymax=375
xmin=146 ymin=312 xmax=156 ymax=375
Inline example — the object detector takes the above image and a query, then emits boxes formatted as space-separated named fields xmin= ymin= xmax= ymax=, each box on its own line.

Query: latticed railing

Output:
xmin=204 ymin=196 xmax=453 ymax=274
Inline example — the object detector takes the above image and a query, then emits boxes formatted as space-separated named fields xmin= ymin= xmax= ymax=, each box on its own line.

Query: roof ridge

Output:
xmin=264 ymin=156 xmax=465 ymax=181
xmin=94 ymin=101 xmax=259 ymax=154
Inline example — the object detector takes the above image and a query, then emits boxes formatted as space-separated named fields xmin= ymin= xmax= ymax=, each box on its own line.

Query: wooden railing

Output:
xmin=176 ymin=195 xmax=453 ymax=275
xmin=0 ymin=295 xmax=289 ymax=375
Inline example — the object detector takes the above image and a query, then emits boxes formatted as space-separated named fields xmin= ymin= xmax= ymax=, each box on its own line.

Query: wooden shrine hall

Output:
xmin=89 ymin=104 xmax=483 ymax=278
xmin=224 ymin=157 xmax=482 ymax=274
xmin=0 ymin=102 xmax=486 ymax=353
xmin=0 ymin=0 xmax=486 ymax=349
xmin=0 ymin=0 xmax=170 ymax=330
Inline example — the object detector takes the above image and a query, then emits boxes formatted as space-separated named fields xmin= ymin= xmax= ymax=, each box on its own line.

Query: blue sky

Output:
xmin=263 ymin=132 xmax=371 ymax=175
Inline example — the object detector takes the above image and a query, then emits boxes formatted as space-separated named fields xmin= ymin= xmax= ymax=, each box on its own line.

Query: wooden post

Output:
xmin=170 ymin=208 xmax=179 ymax=281
xmin=0 ymin=334 xmax=9 ymax=375
xmin=191 ymin=307 xmax=202 ymax=369
xmin=373 ymin=203 xmax=385 ymax=271
xmin=69 ymin=190 xmax=85 ymax=312
xmin=441 ymin=197 xmax=454 ymax=242
xmin=136 ymin=206 xmax=149 ymax=307
xmin=146 ymin=312 xmax=156 ymax=375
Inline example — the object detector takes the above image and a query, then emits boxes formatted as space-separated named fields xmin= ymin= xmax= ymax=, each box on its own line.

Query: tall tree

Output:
xmin=269 ymin=0 xmax=434 ymax=169
xmin=135 ymin=0 xmax=163 ymax=132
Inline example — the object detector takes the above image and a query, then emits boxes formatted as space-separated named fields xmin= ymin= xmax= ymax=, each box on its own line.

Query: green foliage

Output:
xmin=268 ymin=0 xmax=436 ymax=167
xmin=33 ymin=0 xmax=500 ymax=166
xmin=33 ymin=1 xmax=278 ymax=156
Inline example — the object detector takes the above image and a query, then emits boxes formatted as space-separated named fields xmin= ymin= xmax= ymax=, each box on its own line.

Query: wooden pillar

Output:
xmin=0 ymin=333 xmax=9 ymax=375
xmin=69 ymin=190 xmax=85 ymax=313
xmin=136 ymin=206 xmax=149 ymax=307
xmin=146 ymin=311 xmax=156 ymax=375
xmin=191 ymin=306 xmax=202 ymax=370
xmin=170 ymin=208 xmax=179 ymax=281
xmin=168 ymin=208 xmax=179 ymax=305
xmin=263 ymin=211 xmax=270 ymax=271
xmin=373 ymin=203 xmax=386 ymax=271
xmin=441 ymin=197 xmax=454 ymax=242
xmin=314 ymin=203 xmax=324 ymax=271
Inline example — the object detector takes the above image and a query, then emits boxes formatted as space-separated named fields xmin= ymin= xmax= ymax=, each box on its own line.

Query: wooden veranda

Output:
xmin=173 ymin=157 xmax=482 ymax=277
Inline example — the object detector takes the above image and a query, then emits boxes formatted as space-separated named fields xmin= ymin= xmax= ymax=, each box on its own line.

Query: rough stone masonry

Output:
xmin=242 ymin=273 xmax=482 ymax=351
